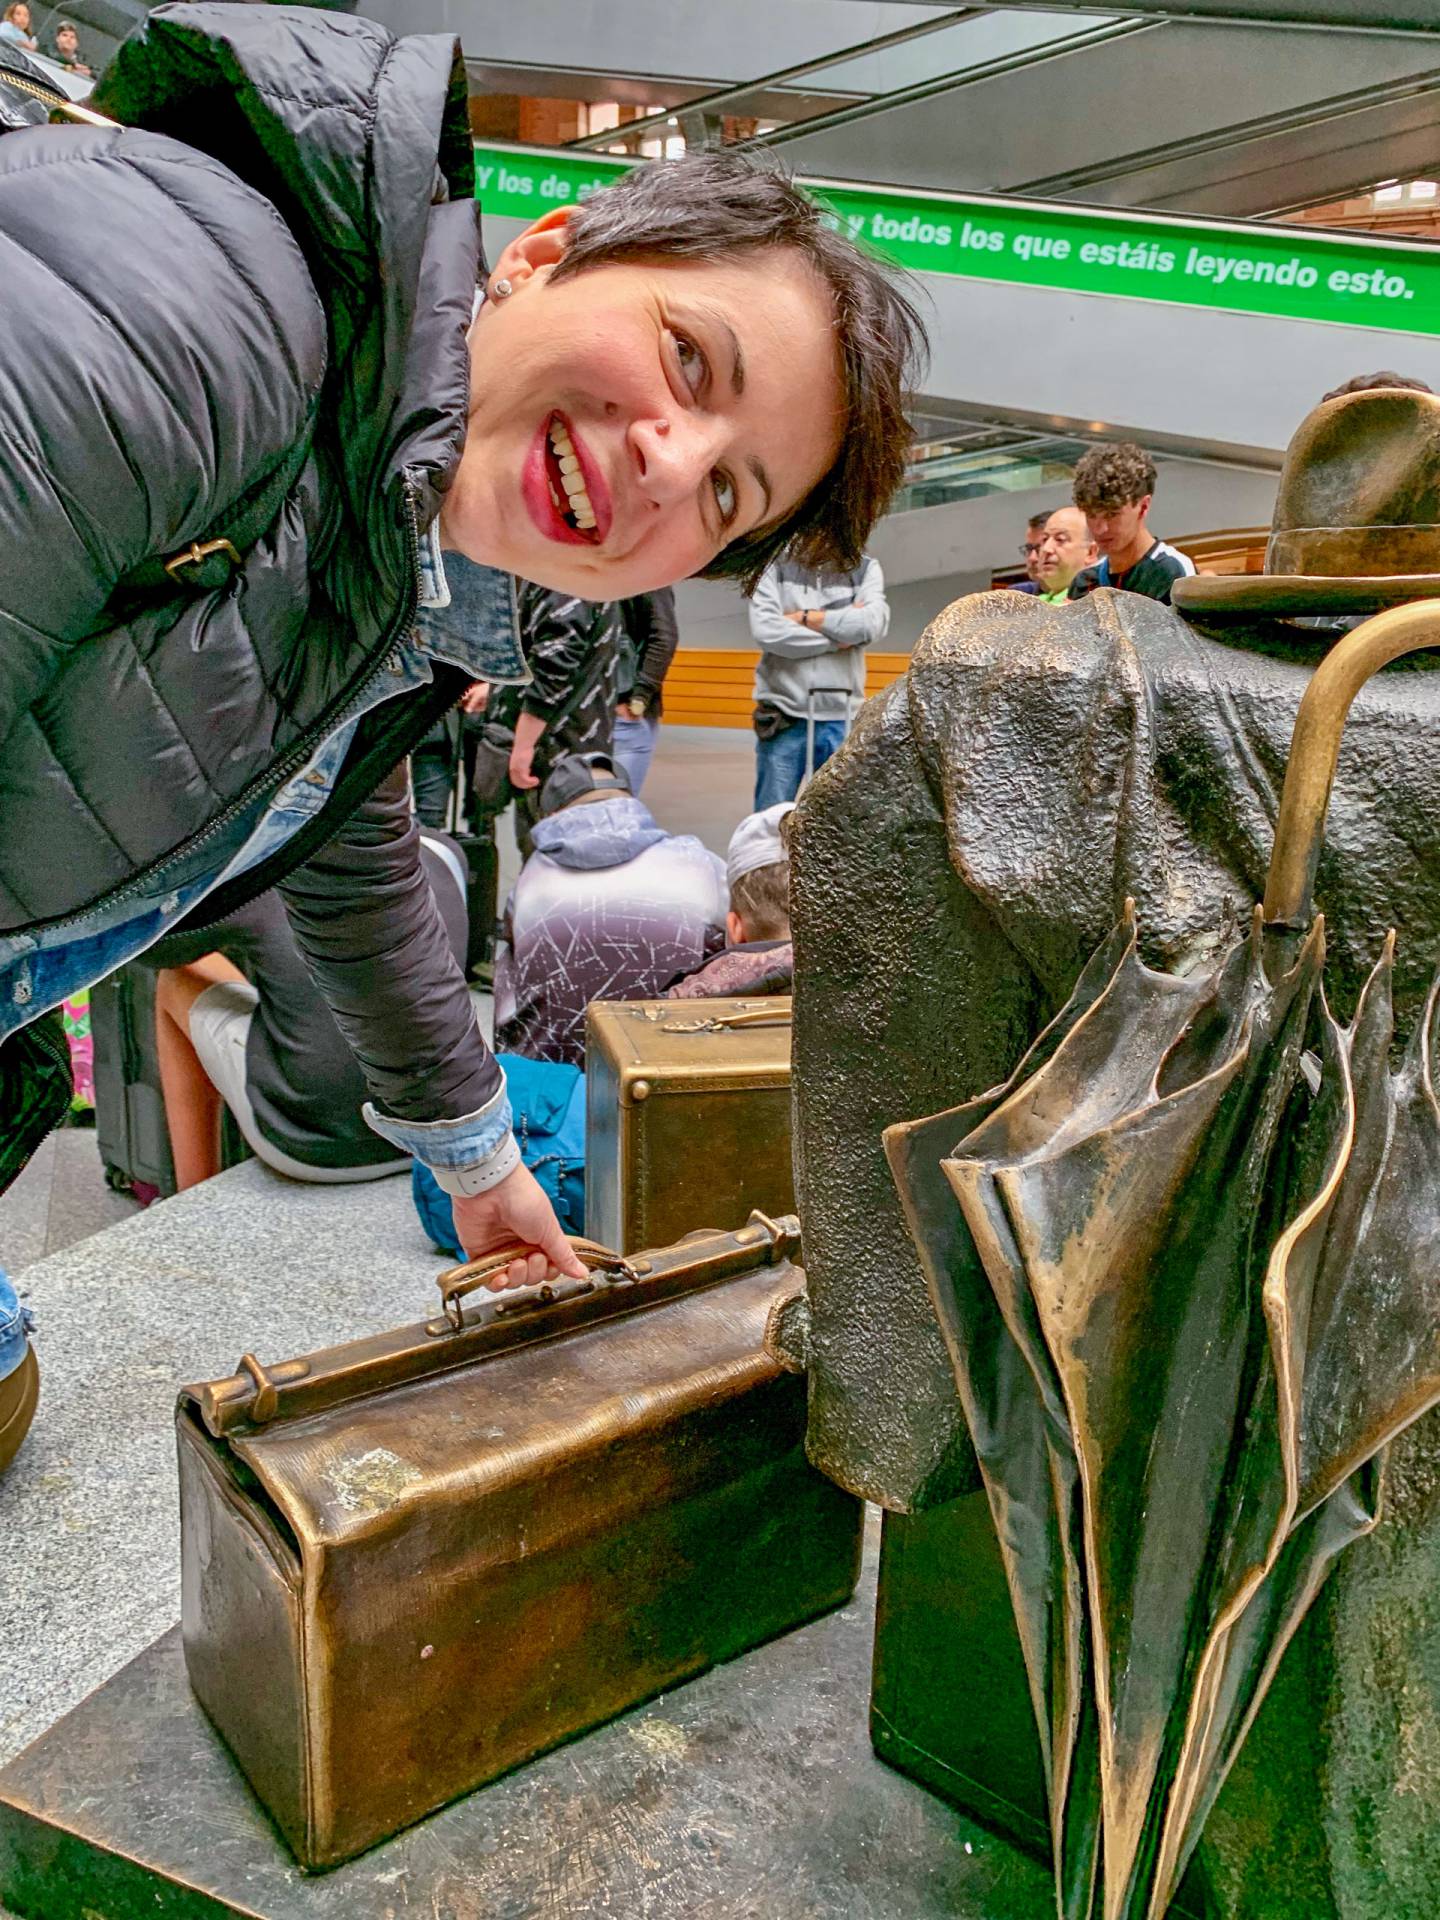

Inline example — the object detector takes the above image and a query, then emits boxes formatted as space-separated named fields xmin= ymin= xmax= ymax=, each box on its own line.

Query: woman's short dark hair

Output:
xmin=1072 ymin=442 xmax=1157 ymax=514
xmin=550 ymin=151 xmax=928 ymax=593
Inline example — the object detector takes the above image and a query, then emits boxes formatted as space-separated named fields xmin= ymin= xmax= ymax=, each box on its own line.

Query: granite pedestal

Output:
xmin=0 ymin=1532 xmax=1057 ymax=1920
xmin=0 ymin=1160 xmax=1057 ymax=1919
xmin=0 ymin=1164 xmax=445 ymax=1775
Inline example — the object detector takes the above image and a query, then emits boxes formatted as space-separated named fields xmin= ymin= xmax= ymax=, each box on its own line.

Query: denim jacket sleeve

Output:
xmin=278 ymin=760 xmax=507 ymax=1144
xmin=0 ymin=1266 xmax=33 ymax=1385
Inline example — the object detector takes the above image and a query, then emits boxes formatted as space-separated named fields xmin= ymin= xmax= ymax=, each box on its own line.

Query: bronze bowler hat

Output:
xmin=1173 ymin=386 xmax=1440 ymax=618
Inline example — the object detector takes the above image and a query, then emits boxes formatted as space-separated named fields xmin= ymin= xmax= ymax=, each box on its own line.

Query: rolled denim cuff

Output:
xmin=363 ymin=1081 xmax=516 ymax=1178
xmin=0 ymin=1268 xmax=33 ymax=1386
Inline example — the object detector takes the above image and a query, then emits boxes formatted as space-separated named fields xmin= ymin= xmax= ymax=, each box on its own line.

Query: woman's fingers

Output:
xmin=451 ymin=1163 xmax=590 ymax=1289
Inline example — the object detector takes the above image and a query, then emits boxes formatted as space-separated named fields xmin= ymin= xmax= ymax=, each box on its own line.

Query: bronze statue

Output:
xmin=791 ymin=388 xmax=1440 ymax=1915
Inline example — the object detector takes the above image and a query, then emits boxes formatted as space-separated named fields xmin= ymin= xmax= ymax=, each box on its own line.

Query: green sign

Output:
xmin=472 ymin=142 xmax=1440 ymax=338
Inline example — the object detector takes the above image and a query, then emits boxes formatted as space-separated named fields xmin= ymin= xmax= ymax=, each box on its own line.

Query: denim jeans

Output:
xmin=0 ymin=1268 xmax=30 ymax=1386
xmin=753 ymin=717 xmax=846 ymax=811
xmin=612 ymin=713 xmax=660 ymax=796
xmin=410 ymin=715 xmax=457 ymax=828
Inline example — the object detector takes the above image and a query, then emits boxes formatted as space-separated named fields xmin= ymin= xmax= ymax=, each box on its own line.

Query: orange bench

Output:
xmin=663 ymin=649 xmax=910 ymax=729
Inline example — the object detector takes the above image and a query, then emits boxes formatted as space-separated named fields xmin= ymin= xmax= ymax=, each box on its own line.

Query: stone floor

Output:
xmin=0 ymin=1126 xmax=139 ymax=1276
xmin=636 ymin=720 xmax=756 ymax=847
xmin=0 ymin=1163 xmax=451 ymax=1768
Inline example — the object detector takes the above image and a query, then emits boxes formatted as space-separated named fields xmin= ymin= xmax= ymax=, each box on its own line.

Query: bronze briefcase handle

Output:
xmin=436 ymin=1238 xmax=639 ymax=1331
xmin=658 ymin=1007 xmax=792 ymax=1033
xmin=182 ymin=1215 xmax=802 ymax=1434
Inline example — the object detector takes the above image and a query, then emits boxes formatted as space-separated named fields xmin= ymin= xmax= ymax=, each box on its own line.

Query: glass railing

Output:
xmin=892 ymin=433 xmax=1091 ymax=514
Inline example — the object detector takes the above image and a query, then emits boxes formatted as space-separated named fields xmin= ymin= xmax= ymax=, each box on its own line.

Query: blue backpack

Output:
xmin=411 ymin=1053 xmax=586 ymax=1258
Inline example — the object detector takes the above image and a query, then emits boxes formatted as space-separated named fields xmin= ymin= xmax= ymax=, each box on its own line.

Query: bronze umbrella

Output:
xmin=886 ymin=603 xmax=1440 ymax=1920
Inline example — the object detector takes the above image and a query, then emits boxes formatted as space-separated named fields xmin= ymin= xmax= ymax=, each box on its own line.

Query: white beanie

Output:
xmin=727 ymin=802 xmax=795 ymax=890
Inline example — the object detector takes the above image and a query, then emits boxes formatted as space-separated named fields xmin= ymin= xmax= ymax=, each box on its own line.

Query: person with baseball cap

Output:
xmin=494 ymin=754 xmax=728 ymax=1067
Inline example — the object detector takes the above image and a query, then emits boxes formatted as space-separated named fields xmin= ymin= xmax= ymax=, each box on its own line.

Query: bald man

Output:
xmin=1036 ymin=507 xmax=1098 ymax=603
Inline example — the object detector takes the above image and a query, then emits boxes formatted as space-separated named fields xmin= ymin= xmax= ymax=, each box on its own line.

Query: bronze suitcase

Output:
xmin=585 ymin=996 xmax=793 ymax=1255
xmin=176 ymin=1215 xmax=861 ymax=1870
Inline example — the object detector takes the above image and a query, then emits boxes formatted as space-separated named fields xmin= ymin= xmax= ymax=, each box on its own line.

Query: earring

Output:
xmin=490 ymin=277 xmax=513 ymax=301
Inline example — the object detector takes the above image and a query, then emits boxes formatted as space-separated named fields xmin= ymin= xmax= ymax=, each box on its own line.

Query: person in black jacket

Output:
xmin=496 ymin=585 xmax=627 ymax=798
xmin=0 ymin=5 xmax=925 ymax=1310
xmin=465 ymin=583 xmax=628 ymax=862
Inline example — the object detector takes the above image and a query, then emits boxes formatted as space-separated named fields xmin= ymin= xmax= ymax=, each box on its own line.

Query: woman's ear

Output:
xmin=483 ymin=205 xmax=575 ymax=301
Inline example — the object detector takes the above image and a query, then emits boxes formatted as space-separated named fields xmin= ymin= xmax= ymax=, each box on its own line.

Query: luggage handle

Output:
xmin=435 ymin=1237 xmax=639 ymax=1332
xmin=183 ymin=1213 xmax=802 ymax=1436
xmin=658 ymin=1008 xmax=792 ymax=1034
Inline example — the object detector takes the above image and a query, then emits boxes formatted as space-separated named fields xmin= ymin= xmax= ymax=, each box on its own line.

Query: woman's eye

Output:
xmin=712 ymin=470 xmax=737 ymax=523
xmin=674 ymin=332 xmax=706 ymax=395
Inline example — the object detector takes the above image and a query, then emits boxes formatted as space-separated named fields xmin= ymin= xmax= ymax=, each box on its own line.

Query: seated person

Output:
xmin=495 ymin=753 xmax=727 ymax=1067
xmin=667 ymin=803 xmax=795 ymax=1000
xmin=155 ymin=832 xmax=469 ymax=1187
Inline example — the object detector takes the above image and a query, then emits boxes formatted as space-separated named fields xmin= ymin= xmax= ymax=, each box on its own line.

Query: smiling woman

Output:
xmin=443 ymin=153 xmax=928 ymax=602
xmin=0 ymin=8 xmax=927 ymax=1337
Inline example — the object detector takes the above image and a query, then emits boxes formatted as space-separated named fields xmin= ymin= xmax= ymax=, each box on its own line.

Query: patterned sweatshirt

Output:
xmin=487 ymin=583 xmax=627 ymax=780
xmin=495 ymin=797 xmax=728 ymax=1067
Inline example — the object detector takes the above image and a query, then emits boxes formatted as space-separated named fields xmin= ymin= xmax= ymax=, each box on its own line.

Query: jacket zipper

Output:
xmin=0 ymin=63 xmax=115 ymax=126
xmin=16 ymin=485 xmax=423 ymax=943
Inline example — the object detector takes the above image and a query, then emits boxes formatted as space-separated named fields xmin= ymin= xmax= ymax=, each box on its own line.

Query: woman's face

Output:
xmin=12 ymin=6 xmax=29 ymax=29
xmin=442 ymin=225 xmax=842 ymax=599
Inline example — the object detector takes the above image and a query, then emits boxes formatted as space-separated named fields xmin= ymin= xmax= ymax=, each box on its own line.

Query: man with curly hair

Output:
xmin=1067 ymin=442 xmax=1194 ymax=604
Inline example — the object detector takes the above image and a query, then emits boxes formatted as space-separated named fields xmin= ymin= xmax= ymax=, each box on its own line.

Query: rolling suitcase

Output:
xmin=177 ymin=1212 xmax=862 ymax=1870
xmin=584 ymin=995 xmax=794 ymax=1255
xmin=455 ymin=823 xmax=499 ymax=977
xmin=91 ymin=966 xmax=179 ymax=1200
xmin=91 ymin=963 xmax=248 ymax=1201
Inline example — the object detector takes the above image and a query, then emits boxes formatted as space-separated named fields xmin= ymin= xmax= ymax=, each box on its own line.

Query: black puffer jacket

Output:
xmin=0 ymin=5 xmax=501 ymax=1122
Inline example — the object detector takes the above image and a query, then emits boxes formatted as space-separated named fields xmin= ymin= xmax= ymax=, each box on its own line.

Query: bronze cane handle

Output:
xmin=1265 ymin=601 xmax=1440 ymax=928
xmin=436 ymin=1239 xmax=638 ymax=1330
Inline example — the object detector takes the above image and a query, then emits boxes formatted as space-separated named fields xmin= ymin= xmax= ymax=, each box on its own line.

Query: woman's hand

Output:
xmin=460 ymin=680 xmax=490 ymax=715
xmin=450 ymin=1161 xmax=588 ymax=1289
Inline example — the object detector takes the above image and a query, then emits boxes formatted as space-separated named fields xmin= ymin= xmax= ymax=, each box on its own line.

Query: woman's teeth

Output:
xmin=548 ymin=418 xmax=596 ymax=531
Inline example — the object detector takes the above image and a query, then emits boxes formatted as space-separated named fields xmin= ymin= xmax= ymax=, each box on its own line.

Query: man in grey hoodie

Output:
xmin=494 ymin=755 xmax=728 ymax=1068
xmin=747 ymin=554 xmax=890 ymax=807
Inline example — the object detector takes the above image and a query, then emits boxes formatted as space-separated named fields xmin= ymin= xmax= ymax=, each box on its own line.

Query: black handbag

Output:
xmin=468 ymin=719 xmax=518 ymax=816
